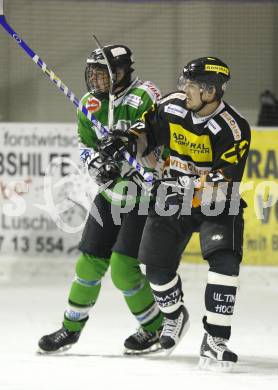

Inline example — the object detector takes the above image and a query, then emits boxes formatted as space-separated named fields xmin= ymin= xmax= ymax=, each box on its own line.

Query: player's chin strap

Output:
xmin=192 ymin=101 xmax=207 ymax=113
xmin=191 ymin=84 xmax=221 ymax=114
xmin=191 ymin=89 xmax=215 ymax=114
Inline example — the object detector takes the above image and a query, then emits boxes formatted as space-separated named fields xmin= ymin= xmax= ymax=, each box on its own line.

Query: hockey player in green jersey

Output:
xmin=38 ymin=44 xmax=163 ymax=354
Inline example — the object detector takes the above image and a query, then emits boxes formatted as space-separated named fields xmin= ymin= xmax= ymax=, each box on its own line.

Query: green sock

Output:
xmin=110 ymin=252 xmax=163 ymax=333
xmin=63 ymin=253 xmax=110 ymax=332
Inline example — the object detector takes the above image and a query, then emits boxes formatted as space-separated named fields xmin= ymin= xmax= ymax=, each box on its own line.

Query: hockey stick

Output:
xmin=92 ymin=34 xmax=115 ymax=132
xmin=0 ymin=1 xmax=153 ymax=183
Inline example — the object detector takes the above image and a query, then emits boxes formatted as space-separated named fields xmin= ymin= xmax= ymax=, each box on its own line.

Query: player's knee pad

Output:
xmin=110 ymin=252 xmax=144 ymax=293
xmin=75 ymin=253 xmax=110 ymax=286
xmin=207 ymin=249 xmax=241 ymax=276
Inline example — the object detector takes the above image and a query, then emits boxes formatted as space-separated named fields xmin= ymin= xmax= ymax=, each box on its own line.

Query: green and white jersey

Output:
xmin=77 ymin=77 xmax=161 ymax=205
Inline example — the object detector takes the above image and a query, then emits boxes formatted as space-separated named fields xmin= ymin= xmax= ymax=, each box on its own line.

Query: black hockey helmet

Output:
xmin=180 ymin=57 xmax=231 ymax=99
xmin=85 ymin=44 xmax=134 ymax=98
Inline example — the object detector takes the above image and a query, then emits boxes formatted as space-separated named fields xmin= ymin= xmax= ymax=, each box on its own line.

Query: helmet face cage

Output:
xmin=85 ymin=63 xmax=110 ymax=99
xmin=85 ymin=45 xmax=134 ymax=98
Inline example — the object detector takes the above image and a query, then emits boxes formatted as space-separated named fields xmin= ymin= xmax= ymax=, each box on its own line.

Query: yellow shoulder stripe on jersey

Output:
xmin=205 ymin=64 xmax=229 ymax=76
xmin=170 ymin=124 xmax=213 ymax=163
xmin=221 ymin=140 xmax=249 ymax=164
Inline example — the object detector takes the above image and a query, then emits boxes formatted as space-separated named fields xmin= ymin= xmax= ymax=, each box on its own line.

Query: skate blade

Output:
xmin=124 ymin=342 xmax=163 ymax=356
xmin=162 ymin=319 xmax=190 ymax=357
xmin=198 ymin=356 xmax=235 ymax=372
xmin=37 ymin=344 xmax=73 ymax=355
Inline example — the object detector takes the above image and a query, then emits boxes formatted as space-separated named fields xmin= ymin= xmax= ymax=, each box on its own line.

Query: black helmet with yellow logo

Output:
xmin=181 ymin=57 xmax=231 ymax=98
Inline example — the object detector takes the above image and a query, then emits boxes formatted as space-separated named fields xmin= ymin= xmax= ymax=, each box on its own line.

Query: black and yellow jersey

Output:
xmin=142 ymin=91 xmax=251 ymax=185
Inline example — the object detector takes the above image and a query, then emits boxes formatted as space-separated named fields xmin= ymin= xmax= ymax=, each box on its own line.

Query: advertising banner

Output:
xmin=0 ymin=123 xmax=97 ymax=258
xmin=183 ymin=127 xmax=278 ymax=265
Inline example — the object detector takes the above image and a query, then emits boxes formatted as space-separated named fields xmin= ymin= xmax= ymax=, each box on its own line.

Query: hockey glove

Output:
xmin=153 ymin=176 xmax=200 ymax=205
xmin=122 ymin=168 xmax=153 ymax=195
xmin=87 ymin=152 xmax=120 ymax=185
xmin=98 ymin=129 xmax=138 ymax=161
xmin=163 ymin=176 xmax=199 ymax=195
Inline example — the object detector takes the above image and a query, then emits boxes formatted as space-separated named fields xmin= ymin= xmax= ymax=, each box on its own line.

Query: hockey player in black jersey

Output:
xmin=100 ymin=57 xmax=251 ymax=371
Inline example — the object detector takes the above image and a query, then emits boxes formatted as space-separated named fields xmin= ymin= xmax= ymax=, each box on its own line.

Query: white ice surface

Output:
xmin=1 ymin=261 xmax=278 ymax=390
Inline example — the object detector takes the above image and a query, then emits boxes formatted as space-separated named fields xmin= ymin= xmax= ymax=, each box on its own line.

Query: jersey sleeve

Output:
xmin=131 ymin=81 xmax=161 ymax=122
xmin=77 ymin=94 xmax=99 ymax=150
xmin=129 ymin=86 xmax=171 ymax=168
xmin=211 ymin=118 xmax=251 ymax=182
xmin=141 ymin=97 xmax=176 ymax=152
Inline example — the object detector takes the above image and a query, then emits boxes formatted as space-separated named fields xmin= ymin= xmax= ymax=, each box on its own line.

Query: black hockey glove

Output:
xmin=121 ymin=168 xmax=153 ymax=195
xmin=98 ymin=129 xmax=138 ymax=161
xmin=87 ymin=151 xmax=121 ymax=185
xmin=154 ymin=176 xmax=200 ymax=205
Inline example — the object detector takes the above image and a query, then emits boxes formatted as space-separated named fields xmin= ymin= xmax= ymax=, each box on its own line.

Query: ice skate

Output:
xmin=198 ymin=332 xmax=238 ymax=372
xmin=124 ymin=327 xmax=162 ymax=355
xmin=159 ymin=305 xmax=190 ymax=355
xmin=38 ymin=326 xmax=81 ymax=354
